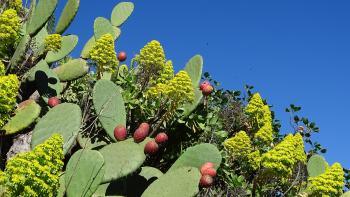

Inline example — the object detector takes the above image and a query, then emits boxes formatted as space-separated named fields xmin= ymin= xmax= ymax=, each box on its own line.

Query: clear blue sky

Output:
xmin=55 ymin=1 xmax=350 ymax=168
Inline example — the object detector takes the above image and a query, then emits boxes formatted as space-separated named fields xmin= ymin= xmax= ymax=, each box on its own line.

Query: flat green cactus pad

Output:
xmin=65 ymin=149 xmax=105 ymax=197
xmin=27 ymin=0 xmax=58 ymax=36
xmin=307 ymin=154 xmax=328 ymax=177
xmin=168 ymin=143 xmax=222 ymax=172
xmin=46 ymin=35 xmax=79 ymax=63
xmin=111 ymin=2 xmax=134 ymax=27
xmin=31 ymin=103 xmax=82 ymax=155
xmin=2 ymin=100 xmax=41 ymax=135
xmin=55 ymin=0 xmax=80 ymax=34
xmin=93 ymin=80 xmax=126 ymax=142
xmin=182 ymin=55 xmax=204 ymax=116
xmin=98 ymin=141 xmax=146 ymax=183
xmin=94 ymin=17 xmax=115 ymax=40
xmin=141 ymin=167 xmax=201 ymax=197
xmin=54 ymin=58 xmax=89 ymax=81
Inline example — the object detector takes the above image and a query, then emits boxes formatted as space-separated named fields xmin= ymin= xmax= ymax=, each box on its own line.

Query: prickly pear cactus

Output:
xmin=98 ymin=141 xmax=146 ymax=183
xmin=168 ymin=143 xmax=222 ymax=172
xmin=54 ymin=58 xmax=89 ymax=81
xmin=2 ymin=100 xmax=41 ymax=135
xmin=27 ymin=0 xmax=58 ymax=36
xmin=94 ymin=17 xmax=114 ymax=40
xmin=182 ymin=55 xmax=204 ymax=116
xmin=55 ymin=0 xmax=80 ymax=34
xmin=141 ymin=167 xmax=201 ymax=197
xmin=307 ymin=154 xmax=328 ymax=177
xmin=45 ymin=35 xmax=78 ymax=63
xmin=31 ymin=103 xmax=82 ymax=155
xmin=93 ymin=80 xmax=126 ymax=141
xmin=341 ymin=191 xmax=350 ymax=197
xmin=111 ymin=2 xmax=134 ymax=27
xmin=65 ymin=149 xmax=105 ymax=197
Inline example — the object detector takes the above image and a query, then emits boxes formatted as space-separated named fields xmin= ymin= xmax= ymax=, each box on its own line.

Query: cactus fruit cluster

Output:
xmin=0 ymin=1 xmax=348 ymax=197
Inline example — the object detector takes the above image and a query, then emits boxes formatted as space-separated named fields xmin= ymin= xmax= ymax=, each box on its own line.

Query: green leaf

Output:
xmin=93 ymin=80 xmax=126 ymax=141
xmin=168 ymin=143 xmax=222 ymax=172
xmin=45 ymin=35 xmax=79 ymax=63
xmin=31 ymin=103 xmax=81 ymax=155
xmin=2 ymin=100 xmax=41 ymax=135
xmin=111 ymin=2 xmax=134 ymax=27
xmin=27 ymin=0 xmax=58 ymax=36
xmin=98 ymin=141 xmax=146 ymax=183
xmin=55 ymin=0 xmax=80 ymax=34
xmin=65 ymin=149 xmax=105 ymax=197
xmin=141 ymin=167 xmax=201 ymax=197
xmin=94 ymin=17 xmax=114 ymax=40
xmin=307 ymin=154 xmax=328 ymax=177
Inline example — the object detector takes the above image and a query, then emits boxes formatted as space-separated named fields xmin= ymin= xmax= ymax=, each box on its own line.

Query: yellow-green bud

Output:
xmin=90 ymin=34 xmax=118 ymax=73
xmin=0 ymin=74 xmax=19 ymax=127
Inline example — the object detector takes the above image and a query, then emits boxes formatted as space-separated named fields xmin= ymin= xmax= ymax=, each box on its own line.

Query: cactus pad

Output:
xmin=141 ymin=167 xmax=201 ymax=197
xmin=31 ymin=103 xmax=82 ymax=155
xmin=168 ymin=143 xmax=222 ymax=172
xmin=55 ymin=0 xmax=80 ymax=34
xmin=182 ymin=55 xmax=204 ymax=116
xmin=10 ymin=34 xmax=30 ymax=67
xmin=94 ymin=17 xmax=114 ymax=40
xmin=45 ymin=35 xmax=78 ymax=63
xmin=65 ymin=149 xmax=105 ymax=197
xmin=27 ymin=0 xmax=58 ymax=36
xmin=80 ymin=37 xmax=95 ymax=59
xmin=2 ymin=100 xmax=41 ymax=135
xmin=54 ymin=58 xmax=89 ymax=81
xmin=93 ymin=80 xmax=126 ymax=141
xmin=98 ymin=141 xmax=146 ymax=183
xmin=139 ymin=167 xmax=163 ymax=181
xmin=307 ymin=154 xmax=328 ymax=177
xmin=111 ymin=2 xmax=134 ymax=27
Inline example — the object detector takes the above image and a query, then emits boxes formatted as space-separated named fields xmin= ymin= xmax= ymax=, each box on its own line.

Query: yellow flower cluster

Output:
xmin=224 ymin=131 xmax=252 ymax=158
xmin=9 ymin=0 xmax=22 ymax=12
xmin=90 ymin=34 xmax=118 ymax=73
xmin=0 ymin=9 xmax=21 ymax=53
xmin=0 ymin=61 xmax=5 ymax=76
xmin=0 ymin=74 xmax=19 ymax=127
xmin=3 ymin=134 xmax=64 ymax=197
xmin=261 ymin=133 xmax=306 ymax=176
xmin=307 ymin=163 xmax=345 ymax=197
xmin=147 ymin=70 xmax=194 ymax=105
xmin=224 ymin=131 xmax=261 ymax=170
xmin=151 ymin=60 xmax=174 ymax=84
xmin=245 ymin=93 xmax=273 ymax=144
xmin=135 ymin=40 xmax=166 ymax=70
xmin=44 ymin=34 xmax=62 ymax=52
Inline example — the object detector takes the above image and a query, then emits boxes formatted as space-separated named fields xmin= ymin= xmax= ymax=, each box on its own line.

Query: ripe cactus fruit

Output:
xmin=139 ymin=122 xmax=150 ymax=132
xmin=48 ymin=97 xmax=61 ymax=107
xmin=199 ymin=175 xmax=213 ymax=188
xmin=199 ymin=81 xmax=210 ymax=90
xmin=114 ymin=125 xmax=127 ymax=141
xmin=118 ymin=51 xmax=127 ymax=62
xmin=201 ymin=84 xmax=213 ymax=96
xmin=155 ymin=132 xmax=168 ymax=144
xmin=133 ymin=128 xmax=149 ymax=143
xmin=201 ymin=168 xmax=216 ymax=177
xmin=144 ymin=140 xmax=159 ymax=155
xmin=200 ymin=162 xmax=215 ymax=174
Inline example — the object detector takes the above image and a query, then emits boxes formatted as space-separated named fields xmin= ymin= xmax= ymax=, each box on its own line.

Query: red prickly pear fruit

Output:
xmin=155 ymin=132 xmax=168 ymax=144
xmin=199 ymin=175 xmax=213 ymax=188
xmin=201 ymin=167 xmax=217 ymax=177
xmin=202 ymin=85 xmax=213 ymax=96
xmin=139 ymin=122 xmax=150 ymax=133
xmin=199 ymin=81 xmax=210 ymax=90
xmin=114 ymin=125 xmax=127 ymax=141
xmin=200 ymin=162 xmax=215 ymax=174
xmin=144 ymin=140 xmax=159 ymax=155
xmin=48 ymin=97 xmax=61 ymax=108
xmin=117 ymin=51 xmax=127 ymax=62
xmin=133 ymin=128 xmax=149 ymax=143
